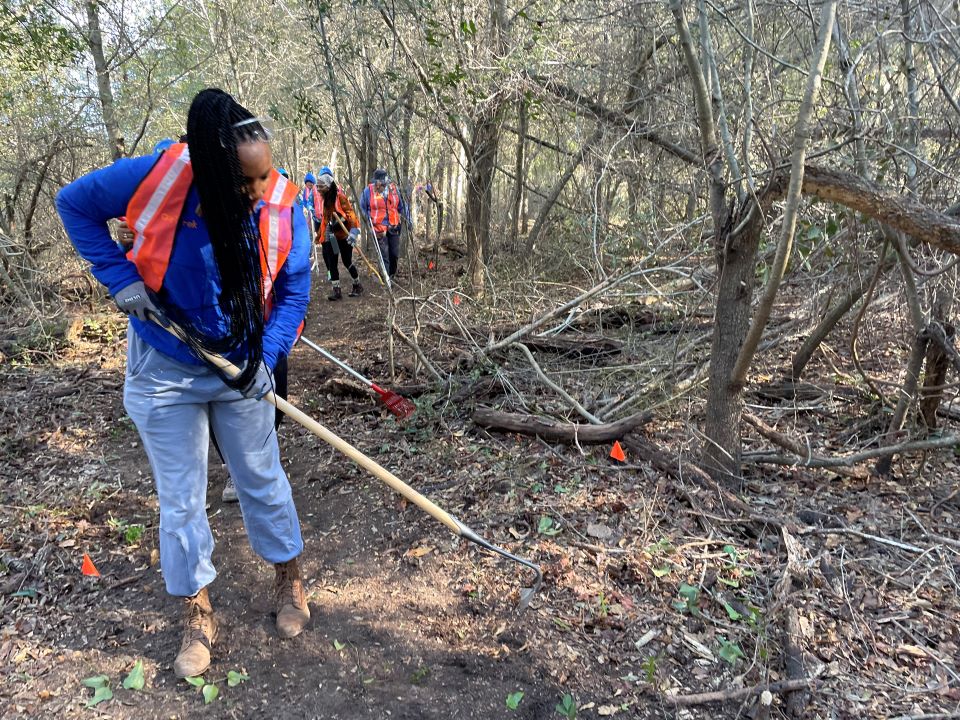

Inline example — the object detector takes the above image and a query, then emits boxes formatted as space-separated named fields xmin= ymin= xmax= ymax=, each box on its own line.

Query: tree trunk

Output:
xmin=85 ymin=0 xmax=124 ymax=160
xmin=525 ymin=128 xmax=601 ymax=253
xmin=702 ymin=223 xmax=760 ymax=479
xmin=920 ymin=320 xmax=953 ymax=430
xmin=509 ymin=97 xmax=528 ymax=250
xmin=465 ymin=109 xmax=502 ymax=295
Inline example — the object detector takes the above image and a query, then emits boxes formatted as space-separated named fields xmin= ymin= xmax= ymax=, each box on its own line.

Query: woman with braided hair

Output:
xmin=57 ymin=88 xmax=312 ymax=678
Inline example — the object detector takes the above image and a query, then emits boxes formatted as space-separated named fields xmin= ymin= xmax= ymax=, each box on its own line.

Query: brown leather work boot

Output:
xmin=173 ymin=587 xmax=218 ymax=678
xmin=274 ymin=557 xmax=310 ymax=638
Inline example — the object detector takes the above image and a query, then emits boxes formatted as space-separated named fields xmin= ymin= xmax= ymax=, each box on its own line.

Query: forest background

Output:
xmin=3 ymin=0 xmax=960 ymax=718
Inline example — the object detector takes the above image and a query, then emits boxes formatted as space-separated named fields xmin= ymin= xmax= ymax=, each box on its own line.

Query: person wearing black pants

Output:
xmin=315 ymin=166 xmax=362 ymax=301
xmin=360 ymin=169 xmax=408 ymax=282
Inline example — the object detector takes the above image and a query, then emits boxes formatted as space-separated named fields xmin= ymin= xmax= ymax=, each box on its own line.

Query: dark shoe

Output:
xmin=348 ymin=282 xmax=363 ymax=297
xmin=274 ymin=557 xmax=310 ymax=638
xmin=327 ymin=286 xmax=342 ymax=301
xmin=173 ymin=587 xmax=218 ymax=678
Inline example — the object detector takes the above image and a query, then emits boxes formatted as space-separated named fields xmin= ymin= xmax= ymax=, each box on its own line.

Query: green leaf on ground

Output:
xmin=85 ymin=685 xmax=113 ymax=707
xmin=506 ymin=691 xmax=524 ymax=709
xmin=184 ymin=676 xmax=205 ymax=687
xmin=538 ymin=516 xmax=560 ymax=536
xmin=226 ymin=670 xmax=249 ymax=687
xmin=652 ymin=565 xmax=672 ymax=578
xmin=333 ymin=639 xmax=346 ymax=651
xmin=720 ymin=599 xmax=742 ymax=621
xmin=122 ymin=660 xmax=145 ymax=690
xmin=717 ymin=637 xmax=745 ymax=665
xmin=202 ymin=683 xmax=219 ymax=704
xmin=556 ymin=693 xmax=577 ymax=718
xmin=81 ymin=675 xmax=109 ymax=689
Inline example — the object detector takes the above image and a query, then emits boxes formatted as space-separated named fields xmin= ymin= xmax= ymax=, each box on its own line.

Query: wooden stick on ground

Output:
xmin=472 ymin=407 xmax=653 ymax=444
xmin=660 ymin=678 xmax=813 ymax=707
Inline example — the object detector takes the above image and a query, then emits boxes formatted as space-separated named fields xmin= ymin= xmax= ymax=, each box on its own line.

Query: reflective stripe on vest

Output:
xmin=260 ymin=170 xmax=299 ymax=307
xmin=367 ymin=183 xmax=400 ymax=234
xmin=125 ymin=145 xmax=297 ymax=315
xmin=126 ymin=144 xmax=193 ymax=291
xmin=300 ymin=186 xmax=321 ymax=220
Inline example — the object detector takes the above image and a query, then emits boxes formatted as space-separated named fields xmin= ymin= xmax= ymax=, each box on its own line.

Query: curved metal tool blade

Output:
xmin=455 ymin=520 xmax=543 ymax=612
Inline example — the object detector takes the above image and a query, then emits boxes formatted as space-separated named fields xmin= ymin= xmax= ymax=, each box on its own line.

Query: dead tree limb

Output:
xmin=742 ymin=412 xmax=864 ymax=479
xmin=745 ymin=434 xmax=959 ymax=469
xmin=875 ymin=327 xmax=932 ymax=476
xmin=472 ymin=407 xmax=652 ymax=443
xmin=661 ymin=678 xmax=813 ymax=707
xmin=512 ymin=342 xmax=602 ymax=424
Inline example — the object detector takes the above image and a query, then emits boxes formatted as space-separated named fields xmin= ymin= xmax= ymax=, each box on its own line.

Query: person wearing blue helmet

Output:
xmin=299 ymin=171 xmax=321 ymax=235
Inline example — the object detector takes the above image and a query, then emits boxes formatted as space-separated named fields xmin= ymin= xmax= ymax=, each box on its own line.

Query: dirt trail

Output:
xmin=6 ymin=261 xmax=960 ymax=719
xmin=0 ymin=269 xmax=570 ymax=719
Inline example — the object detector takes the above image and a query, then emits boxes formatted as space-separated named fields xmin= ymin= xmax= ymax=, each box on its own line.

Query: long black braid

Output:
xmin=172 ymin=88 xmax=268 ymax=391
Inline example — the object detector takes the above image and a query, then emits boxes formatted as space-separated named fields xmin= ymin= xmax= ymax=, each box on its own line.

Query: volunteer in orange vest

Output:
xmin=56 ymin=88 xmax=311 ymax=679
xmin=315 ymin=166 xmax=363 ymax=301
xmin=359 ymin=168 xmax=408 ymax=280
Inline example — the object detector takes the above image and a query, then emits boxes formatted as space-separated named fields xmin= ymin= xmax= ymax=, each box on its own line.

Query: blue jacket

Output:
xmin=55 ymin=154 xmax=311 ymax=370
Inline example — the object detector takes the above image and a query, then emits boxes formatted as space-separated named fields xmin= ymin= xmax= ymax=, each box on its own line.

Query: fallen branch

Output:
xmin=661 ymin=678 xmax=813 ymax=707
xmin=481 ymin=266 xmax=646 ymax=356
xmin=798 ymin=526 xmax=925 ymax=554
xmin=472 ymin=407 xmax=652 ymax=443
xmin=742 ymin=434 xmax=960 ymax=468
xmin=513 ymin=342 xmax=601 ymax=424
xmin=743 ymin=412 xmax=864 ymax=479
xmin=621 ymin=433 xmax=785 ymax=526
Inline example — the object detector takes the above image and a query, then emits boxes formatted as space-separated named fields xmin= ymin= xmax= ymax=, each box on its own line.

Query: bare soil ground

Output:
xmin=2 ymin=260 xmax=959 ymax=719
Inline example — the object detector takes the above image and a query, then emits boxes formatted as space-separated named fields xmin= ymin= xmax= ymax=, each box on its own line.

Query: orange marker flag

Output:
xmin=453 ymin=294 xmax=461 ymax=305
xmin=610 ymin=440 xmax=626 ymax=462
xmin=81 ymin=553 xmax=100 ymax=577
xmin=428 ymin=261 xmax=435 ymax=270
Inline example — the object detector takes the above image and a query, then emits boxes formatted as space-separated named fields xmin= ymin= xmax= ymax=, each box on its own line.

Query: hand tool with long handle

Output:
xmin=328 ymin=211 xmax=383 ymax=285
xmin=153 ymin=315 xmax=541 ymax=610
xmin=299 ymin=335 xmax=416 ymax=419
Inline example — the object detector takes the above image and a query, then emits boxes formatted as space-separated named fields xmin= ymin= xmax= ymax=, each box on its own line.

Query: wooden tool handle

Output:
xmin=182 ymin=332 xmax=460 ymax=534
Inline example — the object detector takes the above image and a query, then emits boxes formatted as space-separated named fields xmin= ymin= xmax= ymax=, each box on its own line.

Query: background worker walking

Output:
xmin=360 ymin=169 xmax=408 ymax=281
xmin=300 ymin=171 xmax=322 ymax=235
xmin=316 ymin=166 xmax=362 ymax=301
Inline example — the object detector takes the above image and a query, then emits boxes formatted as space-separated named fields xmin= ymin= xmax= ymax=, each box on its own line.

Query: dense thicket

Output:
xmin=3 ymin=0 xmax=960 ymax=478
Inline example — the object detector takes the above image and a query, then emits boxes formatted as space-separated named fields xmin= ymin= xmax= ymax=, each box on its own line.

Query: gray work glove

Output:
xmin=239 ymin=361 xmax=272 ymax=400
xmin=113 ymin=280 xmax=166 ymax=324
xmin=347 ymin=228 xmax=360 ymax=247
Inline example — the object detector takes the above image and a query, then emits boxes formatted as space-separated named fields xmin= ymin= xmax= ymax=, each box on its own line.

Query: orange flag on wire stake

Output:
xmin=453 ymin=294 xmax=461 ymax=306
xmin=81 ymin=553 xmax=100 ymax=577
xmin=428 ymin=261 xmax=435 ymax=270
xmin=610 ymin=441 xmax=626 ymax=462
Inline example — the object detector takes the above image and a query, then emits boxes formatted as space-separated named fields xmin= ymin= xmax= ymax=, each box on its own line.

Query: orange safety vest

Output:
xmin=367 ymin=182 xmax=401 ymax=234
xmin=125 ymin=143 xmax=299 ymax=317
xmin=318 ymin=188 xmax=353 ymax=242
xmin=300 ymin=185 xmax=322 ymax=220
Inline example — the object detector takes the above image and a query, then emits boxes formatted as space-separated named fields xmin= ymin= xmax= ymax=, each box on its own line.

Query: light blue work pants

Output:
xmin=122 ymin=327 xmax=303 ymax=597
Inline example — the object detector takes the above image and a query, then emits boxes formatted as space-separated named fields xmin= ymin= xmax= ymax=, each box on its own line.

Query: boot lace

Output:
xmin=275 ymin=563 xmax=302 ymax=608
xmin=184 ymin=597 xmax=207 ymax=640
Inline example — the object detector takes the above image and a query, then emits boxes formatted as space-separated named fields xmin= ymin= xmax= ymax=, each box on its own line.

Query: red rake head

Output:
xmin=382 ymin=391 xmax=417 ymax=419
